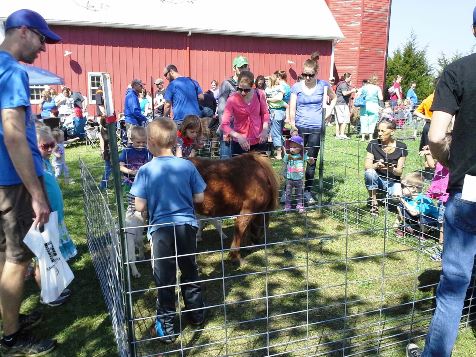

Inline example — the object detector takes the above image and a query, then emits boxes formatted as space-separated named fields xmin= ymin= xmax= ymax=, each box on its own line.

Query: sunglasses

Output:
xmin=40 ymin=142 xmax=56 ymax=150
xmin=301 ymin=73 xmax=316 ymax=79
xmin=29 ymin=28 xmax=46 ymax=45
xmin=237 ymin=87 xmax=251 ymax=93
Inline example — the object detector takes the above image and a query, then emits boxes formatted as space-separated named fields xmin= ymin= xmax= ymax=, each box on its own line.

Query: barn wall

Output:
xmin=34 ymin=25 xmax=332 ymax=115
xmin=328 ymin=0 xmax=391 ymax=87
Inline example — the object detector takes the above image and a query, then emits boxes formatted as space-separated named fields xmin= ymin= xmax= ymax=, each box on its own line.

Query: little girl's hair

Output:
xmin=52 ymin=128 xmax=64 ymax=143
xmin=179 ymin=115 xmax=202 ymax=138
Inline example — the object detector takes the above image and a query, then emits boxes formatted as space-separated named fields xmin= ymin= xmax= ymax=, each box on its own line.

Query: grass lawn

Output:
xmin=18 ymin=124 xmax=476 ymax=356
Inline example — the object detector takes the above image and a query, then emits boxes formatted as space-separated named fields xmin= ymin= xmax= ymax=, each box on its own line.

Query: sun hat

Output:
xmin=289 ymin=135 xmax=304 ymax=146
xmin=4 ymin=9 xmax=61 ymax=44
xmin=232 ymin=55 xmax=249 ymax=68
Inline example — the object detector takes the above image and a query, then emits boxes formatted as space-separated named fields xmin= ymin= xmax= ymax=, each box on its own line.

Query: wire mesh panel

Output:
xmin=113 ymin=202 xmax=476 ymax=357
xmin=80 ymin=131 xmax=476 ymax=356
xmin=80 ymin=159 xmax=129 ymax=356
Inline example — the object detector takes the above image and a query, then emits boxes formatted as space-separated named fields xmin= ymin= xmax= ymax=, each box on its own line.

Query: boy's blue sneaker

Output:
xmin=150 ymin=318 xmax=176 ymax=344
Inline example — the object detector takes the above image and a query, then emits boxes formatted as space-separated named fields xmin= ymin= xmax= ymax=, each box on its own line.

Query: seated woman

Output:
xmin=364 ymin=119 xmax=408 ymax=216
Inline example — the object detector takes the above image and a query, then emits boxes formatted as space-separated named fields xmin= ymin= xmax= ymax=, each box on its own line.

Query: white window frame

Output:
xmin=30 ymin=85 xmax=47 ymax=104
xmin=88 ymin=72 xmax=103 ymax=105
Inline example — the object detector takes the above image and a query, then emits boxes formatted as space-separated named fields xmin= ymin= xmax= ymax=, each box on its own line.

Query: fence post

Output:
xmin=317 ymin=86 xmax=328 ymax=214
xmin=106 ymin=119 xmax=136 ymax=357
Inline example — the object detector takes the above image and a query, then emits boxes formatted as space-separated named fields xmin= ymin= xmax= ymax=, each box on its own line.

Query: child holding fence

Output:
xmin=396 ymin=172 xmax=439 ymax=238
xmin=130 ymin=119 xmax=206 ymax=343
xmin=283 ymin=135 xmax=315 ymax=213
xmin=175 ymin=115 xmax=201 ymax=158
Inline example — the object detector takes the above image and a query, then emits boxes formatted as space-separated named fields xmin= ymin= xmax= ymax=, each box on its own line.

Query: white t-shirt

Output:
xmin=23 ymin=212 xmax=74 ymax=303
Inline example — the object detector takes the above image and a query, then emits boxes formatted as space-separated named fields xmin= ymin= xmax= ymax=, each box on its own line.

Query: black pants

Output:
xmin=151 ymin=224 xmax=204 ymax=326
xmin=419 ymin=120 xmax=431 ymax=151
xmin=296 ymin=127 xmax=321 ymax=192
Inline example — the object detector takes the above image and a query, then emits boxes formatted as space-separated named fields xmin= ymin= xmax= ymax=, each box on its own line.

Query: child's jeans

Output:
xmin=285 ymin=179 xmax=304 ymax=209
xmin=151 ymin=224 xmax=204 ymax=332
xmin=54 ymin=162 xmax=70 ymax=179
xmin=99 ymin=159 xmax=111 ymax=189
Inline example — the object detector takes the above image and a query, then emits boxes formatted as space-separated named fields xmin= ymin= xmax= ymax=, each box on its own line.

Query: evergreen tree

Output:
xmin=386 ymin=32 xmax=434 ymax=100
xmin=436 ymin=51 xmax=463 ymax=77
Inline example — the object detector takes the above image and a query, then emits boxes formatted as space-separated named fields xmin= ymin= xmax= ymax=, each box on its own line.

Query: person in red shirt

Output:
xmin=221 ymin=71 xmax=270 ymax=156
xmin=389 ymin=75 xmax=403 ymax=108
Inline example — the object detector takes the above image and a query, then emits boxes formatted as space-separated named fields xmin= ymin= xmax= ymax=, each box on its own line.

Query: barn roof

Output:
xmin=0 ymin=0 xmax=344 ymax=41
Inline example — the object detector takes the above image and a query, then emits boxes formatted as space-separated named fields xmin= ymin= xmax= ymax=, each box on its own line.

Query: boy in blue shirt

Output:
xmin=396 ymin=172 xmax=438 ymax=237
xmin=130 ymin=119 xmax=206 ymax=343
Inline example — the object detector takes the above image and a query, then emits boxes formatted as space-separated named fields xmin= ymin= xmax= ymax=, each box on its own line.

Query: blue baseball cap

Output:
xmin=4 ymin=9 xmax=61 ymax=44
xmin=473 ymin=6 xmax=476 ymax=26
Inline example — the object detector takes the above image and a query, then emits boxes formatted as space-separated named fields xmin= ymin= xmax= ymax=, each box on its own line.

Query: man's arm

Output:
xmin=428 ymin=111 xmax=453 ymax=167
xmin=135 ymin=197 xmax=147 ymax=212
xmin=216 ymin=81 xmax=231 ymax=120
xmin=2 ymin=107 xmax=50 ymax=225
xmin=163 ymin=101 xmax=172 ymax=118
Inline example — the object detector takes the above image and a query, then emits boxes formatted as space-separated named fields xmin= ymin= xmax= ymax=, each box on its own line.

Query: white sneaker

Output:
xmin=406 ymin=343 xmax=421 ymax=357
xmin=303 ymin=191 xmax=316 ymax=204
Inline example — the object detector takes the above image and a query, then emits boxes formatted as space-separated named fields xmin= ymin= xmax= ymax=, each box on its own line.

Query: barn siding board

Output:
xmin=328 ymin=0 xmax=390 ymax=86
xmin=34 ymin=25 xmax=332 ymax=113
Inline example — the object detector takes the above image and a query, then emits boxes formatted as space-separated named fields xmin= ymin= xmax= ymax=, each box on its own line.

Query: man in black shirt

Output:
xmin=406 ymin=8 xmax=476 ymax=357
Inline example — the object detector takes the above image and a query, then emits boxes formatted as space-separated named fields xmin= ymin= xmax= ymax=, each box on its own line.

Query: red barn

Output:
xmin=1 ymin=0 xmax=391 ymax=116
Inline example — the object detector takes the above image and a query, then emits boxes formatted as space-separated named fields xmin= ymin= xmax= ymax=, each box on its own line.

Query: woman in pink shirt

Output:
xmin=221 ymin=71 xmax=270 ymax=156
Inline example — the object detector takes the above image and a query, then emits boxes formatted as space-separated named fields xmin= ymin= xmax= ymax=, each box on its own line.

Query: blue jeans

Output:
xmin=422 ymin=193 xmax=476 ymax=356
xmin=269 ymin=109 xmax=285 ymax=148
xmin=99 ymin=159 xmax=111 ymax=189
xmin=364 ymin=169 xmax=400 ymax=197
xmin=219 ymin=132 xmax=232 ymax=159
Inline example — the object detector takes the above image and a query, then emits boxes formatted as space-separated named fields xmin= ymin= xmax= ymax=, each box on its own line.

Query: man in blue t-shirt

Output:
xmin=163 ymin=64 xmax=204 ymax=123
xmin=0 ymin=9 xmax=60 ymax=356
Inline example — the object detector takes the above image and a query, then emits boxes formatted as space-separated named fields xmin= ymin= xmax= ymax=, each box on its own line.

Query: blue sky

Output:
xmin=388 ymin=0 xmax=476 ymax=70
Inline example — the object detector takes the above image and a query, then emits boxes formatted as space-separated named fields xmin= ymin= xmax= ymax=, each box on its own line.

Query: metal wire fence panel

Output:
xmin=110 ymin=202 xmax=475 ymax=357
xmin=80 ymin=126 xmax=476 ymax=356
xmin=80 ymin=159 xmax=129 ymax=357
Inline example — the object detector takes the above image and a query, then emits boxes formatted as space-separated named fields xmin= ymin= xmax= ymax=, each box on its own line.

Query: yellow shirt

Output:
xmin=416 ymin=93 xmax=434 ymax=119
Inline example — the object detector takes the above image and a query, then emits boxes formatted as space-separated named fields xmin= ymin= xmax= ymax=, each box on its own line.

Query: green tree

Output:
xmin=436 ymin=51 xmax=464 ymax=77
xmin=386 ymin=32 xmax=434 ymax=101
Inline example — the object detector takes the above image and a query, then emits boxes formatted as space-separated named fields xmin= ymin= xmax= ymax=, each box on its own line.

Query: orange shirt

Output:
xmin=416 ymin=92 xmax=434 ymax=119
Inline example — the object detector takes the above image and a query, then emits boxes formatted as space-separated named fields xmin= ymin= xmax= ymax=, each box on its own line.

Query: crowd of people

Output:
xmin=2 ymin=7 xmax=476 ymax=357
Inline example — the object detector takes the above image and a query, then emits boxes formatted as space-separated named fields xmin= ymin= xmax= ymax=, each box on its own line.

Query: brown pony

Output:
xmin=189 ymin=153 xmax=279 ymax=263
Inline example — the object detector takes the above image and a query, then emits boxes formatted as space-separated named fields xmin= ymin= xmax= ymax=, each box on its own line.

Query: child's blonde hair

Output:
xmin=51 ymin=128 xmax=64 ymax=143
xmin=401 ymin=172 xmax=424 ymax=192
xmin=179 ymin=115 xmax=202 ymax=138
xmin=36 ymin=125 xmax=54 ymax=143
xmin=130 ymin=126 xmax=147 ymax=141
xmin=147 ymin=119 xmax=177 ymax=149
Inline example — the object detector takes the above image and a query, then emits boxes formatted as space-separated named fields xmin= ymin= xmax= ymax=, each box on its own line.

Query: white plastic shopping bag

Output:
xmin=23 ymin=211 xmax=74 ymax=303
